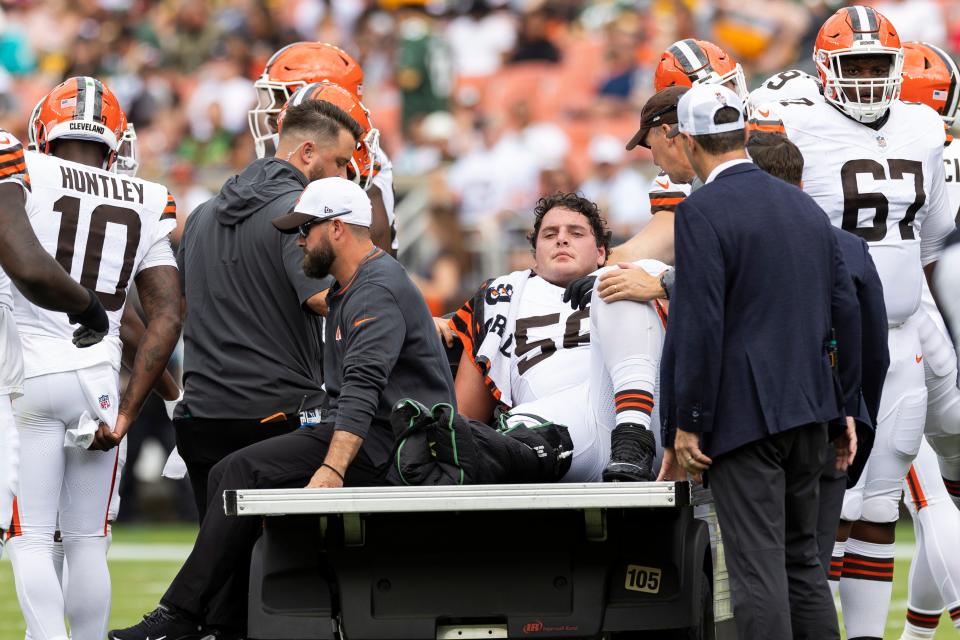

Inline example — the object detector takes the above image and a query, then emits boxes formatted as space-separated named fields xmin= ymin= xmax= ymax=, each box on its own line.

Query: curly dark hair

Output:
xmin=528 ymin=192 xmax=612 ymax=260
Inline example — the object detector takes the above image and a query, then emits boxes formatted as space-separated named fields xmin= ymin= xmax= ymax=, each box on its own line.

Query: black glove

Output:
xmin=562 ymin=274 xmax=597 ymax=310
xmin=68 ymin=289 xmax=109 ymax=348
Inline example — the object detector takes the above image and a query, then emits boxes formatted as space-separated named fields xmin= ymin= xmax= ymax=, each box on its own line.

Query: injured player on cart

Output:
xmin=448 ymin=192 xmax=669 ymax=482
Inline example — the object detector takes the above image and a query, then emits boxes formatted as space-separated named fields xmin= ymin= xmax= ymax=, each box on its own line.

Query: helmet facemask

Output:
xmin=248 ymin=79 xmax=305 ymax=159
xmin=114 ymin=123 xmax=139 ymax=176
xmin=816 ymin=46 xmax=903 ymax=123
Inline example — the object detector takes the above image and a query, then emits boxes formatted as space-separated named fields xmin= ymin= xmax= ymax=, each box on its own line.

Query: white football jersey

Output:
xmin=757 ymin=98 xmax=955 ymax=324
xmin=942 ymin=136 xmax=960 ymax=227
xmin=747 ymin=69 xmax=824 ymax=111
xmin=0 ymin=131 xmax=31 ymax=312
xmin=509 ymin=275 xmax=590 ymax=406
xmin=13 ymin=151 xmax=177 ymax=377
xmin=371 ymin=147 xmax=397 ymax=250
xmin=648 ymin=171 xmax=692 ymax=214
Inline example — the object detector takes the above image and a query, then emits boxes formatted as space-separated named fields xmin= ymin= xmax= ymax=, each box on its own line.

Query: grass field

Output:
xmin=0 ymin=522 xmax=957 ymax=639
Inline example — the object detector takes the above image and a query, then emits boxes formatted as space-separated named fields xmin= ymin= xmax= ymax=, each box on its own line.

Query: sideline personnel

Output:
xmin=174 ymin=99 xmax=362 ymax=519
xmin=664 ymin=84 xmax=861 ymax=640
xmin=110 ymin=178 xmax=455 ymax=640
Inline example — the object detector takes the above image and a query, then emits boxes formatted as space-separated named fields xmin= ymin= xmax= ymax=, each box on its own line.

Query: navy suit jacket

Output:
xmin=832 ymin=228 xmax=888 ymax=484
xmin=666 ymin=163 xmax=862 ymax=458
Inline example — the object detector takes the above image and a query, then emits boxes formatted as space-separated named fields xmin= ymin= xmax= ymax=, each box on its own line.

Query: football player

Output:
xmin=751 ymin=8 xmax=957 ymax=638
xmin=894 ymin=40 xmax=960 ymax=639
xmin=450 ymin=192 xmax=666 ymax=482
xmin=5 ymin=77 xmax=182 ymax=640
xmin=248 ymin=42 xmax=396 ymax=254
xmin=0 ymin=126 xmax=111 ymax=559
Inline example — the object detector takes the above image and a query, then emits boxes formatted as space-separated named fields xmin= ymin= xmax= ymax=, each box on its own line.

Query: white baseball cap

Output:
xmin=667 ymin=83 xmax=745 ymax=139
xmin=273 ymin=177 xmax=372 ymax=233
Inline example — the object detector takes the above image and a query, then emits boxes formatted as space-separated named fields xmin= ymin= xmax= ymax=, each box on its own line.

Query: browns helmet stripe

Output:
xmin=670 ymin=39 xmax=709 ymax=74
xmin=927 ymin=42 xmax=960 ymax=120
xmin=75 ymin=77 xmax=88 ymax=118
xmin=91 ymin=78 xmax=104 ymax=122
xmin=847 ymin=6 xmax=879 ymax=40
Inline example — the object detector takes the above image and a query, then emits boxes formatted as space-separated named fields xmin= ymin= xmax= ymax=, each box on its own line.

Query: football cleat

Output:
xmin=108 ymin=604 xmax=204 ymax=640
xmin=603 ymin=424 xmax=657 ymax=482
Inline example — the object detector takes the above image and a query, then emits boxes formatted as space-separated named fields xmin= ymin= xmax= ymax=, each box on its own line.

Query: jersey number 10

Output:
xmin=53 ymin=195 xmax=141 ymax=311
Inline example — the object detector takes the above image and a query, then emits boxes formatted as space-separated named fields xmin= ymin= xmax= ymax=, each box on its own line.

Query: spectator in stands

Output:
xmin=397 ymin=5 xmax=453 ymax=136
xmin=578 ymin=134 xmax=651 ymax=242
xmin=510 ymin=7 xmax=561 ymax=64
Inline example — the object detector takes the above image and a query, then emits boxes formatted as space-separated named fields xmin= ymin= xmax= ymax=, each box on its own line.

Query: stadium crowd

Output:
xmin=0 ymin=1 xmax=960 ymax=640
xmin=0 ymin=0 xmax=957 ymax=312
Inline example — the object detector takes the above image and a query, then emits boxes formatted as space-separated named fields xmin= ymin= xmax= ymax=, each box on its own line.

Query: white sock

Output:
xmin=7 ymin=533 xmax=70 ymax=640
xmin=829 ymin=540 xmax=844 ymax=598
xmin=839 ymin=537 xmax=895 ymax=639
xmin=592 ymin=293 xmax=662 ymax=432
xmin=62 ymin=535 xmax=111 ymax=640
xmin=902 ymin=607 xmax=941 ymax=639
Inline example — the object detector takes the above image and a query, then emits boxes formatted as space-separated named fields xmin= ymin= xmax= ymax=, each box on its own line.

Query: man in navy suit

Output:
xmin=663 ymin=84 xmax=862 ymax=640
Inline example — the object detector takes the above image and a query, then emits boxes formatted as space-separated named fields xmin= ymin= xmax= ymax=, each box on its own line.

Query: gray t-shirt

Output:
xmin=176 ymin=158 xmax=329 ymax=419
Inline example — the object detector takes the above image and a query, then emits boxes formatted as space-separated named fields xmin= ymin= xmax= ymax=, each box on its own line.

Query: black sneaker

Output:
xmin=108 ymin=604 xmax=204 ymax=640
xmin=603 ymin=424 xmax=657 ymax=482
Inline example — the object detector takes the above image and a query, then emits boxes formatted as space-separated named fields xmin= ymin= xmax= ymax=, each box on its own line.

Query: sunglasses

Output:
xmin=298 ymin=219 xmax=325 ymax=238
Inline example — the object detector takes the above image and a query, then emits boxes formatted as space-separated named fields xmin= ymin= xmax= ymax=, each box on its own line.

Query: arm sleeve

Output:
xmin=281 ymin=231 xmax=331 ymax=304
xmin=176 ymin=231 xmax=186 ymax=290
xmin=448 ymin=280 xmax=490 ymax=361
xmin=857 ymin=241 xmax=889 ymax=427
xmin=830 ymin=231 xmax=863 ymax=419
xmin=670 ymin=200 xmax=725 ymax=433
xmin=0 ymin=131 xmax=30 ymax=195
xmin=137 ymin=234 xmax=177 ymax=273
xmin=920 ymin=145 xmax=955 ymax=266
xmin=333 ymin=284 xmax=407 ymax=441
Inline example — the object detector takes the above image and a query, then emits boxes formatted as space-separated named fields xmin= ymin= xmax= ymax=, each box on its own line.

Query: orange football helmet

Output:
xmin=813 ymin=6 xmax=903 ymax=123
xmin=30 ymin=76 xmax=137 ymax=173
xmin=654 ymin=39 xmax=748 ymax=99
xmin=901 ymin=41 xmax=960 ymax=126
xmin=249 ymin=42 xmax=365 ymax=158
xmin=278 ymin=81 xmax=381 ymax=190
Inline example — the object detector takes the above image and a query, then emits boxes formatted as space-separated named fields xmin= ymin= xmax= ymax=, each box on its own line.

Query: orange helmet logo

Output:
xmin=30 ymin=76 xmax=136 ymax=173
xmin=278 ymin=81 xmax=381 ymax=190
xmin=655 ymin=39 xmax=747 ymax=99
xmin=901 ymin=41 xmax=960 ymax=125
xmin=813 ymin=6 xmax=903 ymax=123
xmin=249 ymin=42 xmax=365 ymax=158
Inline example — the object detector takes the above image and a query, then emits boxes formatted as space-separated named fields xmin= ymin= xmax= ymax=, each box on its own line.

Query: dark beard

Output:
xmin=302 ymin=242 xmax=335 ymax=279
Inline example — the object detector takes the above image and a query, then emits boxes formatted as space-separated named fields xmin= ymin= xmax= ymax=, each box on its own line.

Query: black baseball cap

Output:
xmin=626 ymin=86 xmax=689 ymax=150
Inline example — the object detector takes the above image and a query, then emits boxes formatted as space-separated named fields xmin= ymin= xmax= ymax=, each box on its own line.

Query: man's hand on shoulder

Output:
xmin=598 ymin=263 xmax=667 ymax=303
xmin=69 ymin=289 xmax=109 ymax=348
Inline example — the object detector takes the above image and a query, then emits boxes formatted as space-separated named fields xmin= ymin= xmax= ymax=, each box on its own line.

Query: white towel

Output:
xmin=162 ymin=447 xmax=188 ymax=479
xmin=64 ymin=410 xmax=99 ymax=450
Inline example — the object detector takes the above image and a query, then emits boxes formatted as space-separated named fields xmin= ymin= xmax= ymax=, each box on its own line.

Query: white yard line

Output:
xmin=1 ymin=543 xmax=192 ymax=562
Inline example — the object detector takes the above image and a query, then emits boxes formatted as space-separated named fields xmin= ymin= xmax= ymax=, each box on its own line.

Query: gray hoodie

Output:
xmin=175 ymin=158 xmax=327 ymax=419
